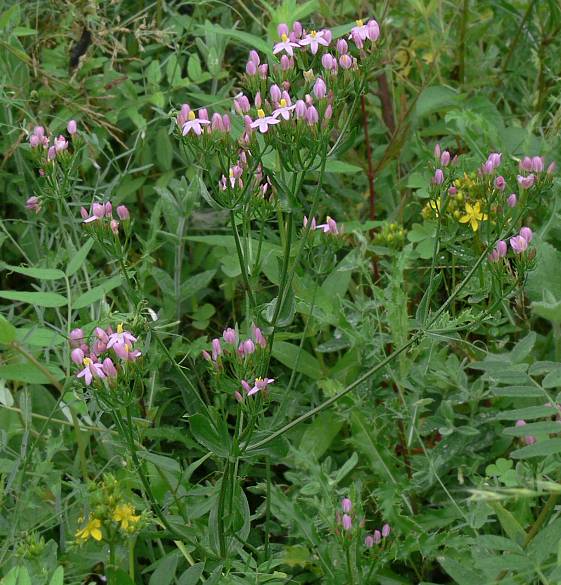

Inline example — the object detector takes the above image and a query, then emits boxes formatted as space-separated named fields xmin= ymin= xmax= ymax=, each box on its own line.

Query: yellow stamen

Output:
xmin=257 ymin=109 xmax=265 ymax=119
xmin=279 ymin=98 xmax=287 ymax=108
xmin=356 ymin=19 xmax=364 ymax=26
xmin=229 ymin=168 xmax=234 ymax=177
xmin=310 ymin=30 xmax=317 ymax=38
xmin=188 ymin=111 xmax=196 ymax=121
xmin=83 ymin=357 xmax=92 ymax=366
xmin=117 ymin=323 xmax=124 ymax=334
xmin=281 ymin=33 xmax=288 ymax=42
xmin=124 ymin=344 xmax=131 ymax=352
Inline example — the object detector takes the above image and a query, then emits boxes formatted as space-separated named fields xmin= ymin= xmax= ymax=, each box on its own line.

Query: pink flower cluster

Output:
xmin=80 ymin=201 xmax=130 ymax=234
xmin=335 ymin=497 xmax=391 ymax=546
xmin=202 ymin=324 xmax=267 ymax=364
xmin=303 ymin=215 xmax=339 ymax=235
xmin=488 ymin=226 xmax=533 ymax=262
xmin=70 ymin=323 xmax=141 ymax=385
xmin=516 ymin=156 xmax=555 ymax=191
xmin=364 ymin=523 xmax=391 ymax=548
xmin=28 ymin=120 xmax=77 ymax=161
xmin=177 ymin=104 xmax=232 ymax=136
xmin=515 ymin=419 xmax=536 ymax=446
xmin=431 ymin=144 xmax=459 ymax=186
xmin=480 ymin=152 xmax=502 ymax=175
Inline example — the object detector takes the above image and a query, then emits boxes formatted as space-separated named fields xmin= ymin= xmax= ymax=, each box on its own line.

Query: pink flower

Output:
xmin=382 ymin=523 xmax=391 ymax=538
xmin=294 ymin=100 xmax=307 ymax=119
xmin=272 ymin=97 xmax=295 ymax=121
xmin=440 ymin=151 xmax=450 ymax=166
xmin=222 ymin=114 xmax=231 ymax=132
xmin=303 ymin=215 xmax=317 ymax=230
xmin=519 ymin=156 xmax=533 ymax=172
xmin=67 ymin=120 xmax=77 ymax=135
xmin=488 ymin=152 xmax=502 ymax=169
xmin=366 ymin=19 xmax=380 ymax=41
xmin=305 ymin=105 xmax=319 ymax=125
xmin=25 ymin=196 xmax=41 ymax=213
xmin=434 ymin=143 xmax=441 ymax=159
xmin=238 ymin=338 xmax=255 ymax=356
xmin=339 ymin=54 xmax=352 ymax=69
xmin=249 ymin=50 xmax=260 ymax=66
xmin=234 ymin=94 xmax=250 ymax=114
xmin=324 ymin=104 xmax=333 ymax=120
xmin=547 ymin=161 xmax=556 ymax=175
xmin=241 ymin=380 xmax=252 ymax=394
xmin=507 ymin=193 xmax=517 ymax=208
xmin=316 ymin=216 xmax=338 ymax=234
xmin=270 ymin=84 xmax=282 ymax=104
xmin=341 ymin=498 xmax=352 ymax=513
xmin=252 ymin=325 xmax=267 ymax=348
xmin=76 ymin=357 xmax=106 ymax=385
xmin=373 ymin=529 xmax=382 ymax=544
xmin=211 ymin=113 xmax=224 ymax=132
xmin=246 ymin=60 xmax=257 ymax=75
xmin=350 ymin=19 xmax=369 ymax=42
xmin=117 ymin=205 xmax=130 ymax=220
xmin=365 ymin=535 xmax=375 ymax=548
xmin=258 ymin=64 xmax=268 ymax=79
xmin=102 ymin=357 xmax=118 ymax=377
xmin=520 ymin=226 xmax=533 ymax=243
xmin=313 ymin=78 xmax=327 ymax=99
xmin=83 ymin=202 xmax=106 ymax=223
xmin=247 ymin=377 xmax=275 ymax=396
xmin=71 ymin=348 xmax=85 ymax=365
xmin=336 ymin=39 xmax=348 ymax=55
xmin=433 ymin=169 xmax=444 ymax=185
xmin=342 ymin=514 xmax=352 ymax=531
xmin=532 ymin=156 xmax=544 ymax=173
xmin=54 ymin=135 xmax=68 ymax=152
xmin=515 ymin=419 xmax=536 ymax=445
xmin=202 ymin=350 xmax=212 ymax=362
xmin=510 ymin=235 xmax=529 ymax=254
xmin=494 ymin=176 xmax=506 ymax=191
xmin=517 ymin=174 xmax=535 ymax=190
xmin=177 ymin=104 xmax=191 ymax=126
xmin=70 ymin=328 xmax=84 ymax=347
xmin=211 ymin=338 xmax=222 ymax=361
xmin=47 ymin=146 xmax=57 ymax=161
xmin=250 ymin=109 xmax=280 ymax=133
xmin=107 ymin=323 xmax=137 ymax=349
xmin=280 ymin=55 xmax=293 ymax=70
xmin=273 ymin=33 xmax=299 ymax=57
xmin=113 ymin=342 xmax=142 ymax=361
xmin=182 ymin=111 xmax=211 ymax=136
xmin=223 ymin=328 xmax=237 ymax=344
xmin=496 ymin=240 xmax=507 ymax=257
xmin=299 ymin=30 xmax=330 ymax=54
xmin=321 ymin=53 xmax=335 ymax=70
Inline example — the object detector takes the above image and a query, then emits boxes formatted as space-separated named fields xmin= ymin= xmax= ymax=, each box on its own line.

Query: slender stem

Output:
xmin=458 ymin=0 xmax=469 ymax=85
xmin=129 ymin=538 xmax=136 ymax=581
xmin=346 ymin=545 xmax=355 ymax=585
xmin=501 ymin=0 xmax=536 ymax=74
xmin=175 ymin=217 xmax=186 ymax=324
xmin=230 ymin=209 xmax=257 ymax=311
xmin=217 ymin=459 xmax=230 ymax=558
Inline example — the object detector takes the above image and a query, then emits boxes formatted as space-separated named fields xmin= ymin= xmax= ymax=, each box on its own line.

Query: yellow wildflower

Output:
xmin=76 ymin=517 xmax=102 ymax=542
xmin=113 ymin=503 xmax=140 ymax=530
xmin=459 ymin=202 xmax=487 ymax=232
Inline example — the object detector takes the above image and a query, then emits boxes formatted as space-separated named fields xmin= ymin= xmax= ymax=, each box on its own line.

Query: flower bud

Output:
xmin=313 ymin=78 xmax=327 ymax=99
xmin=365 ymin=535 xmax=375 ymax=548
xmin=292 ymin=21 xmax=303 ymax=38
xmin=520 ymin=226 xmax=533 ymax=243
xmin=246 ymin=60 xmax=257 ymax=75
xmin=280 ymin=55 xmax=292 ymax=71
xmin=496 ymin=240 xmax=507 ymax=257
xmin=433 ymin=169 xmax=444 ymax=185
xmin=341 ymin=498 xmax=352 ymax=513
xmin=494 ymin=175 xmax=506 ymax=191
xmin=295 ymin=100 xmax=307 ymax=119
xmin=382 ymin=524 xmax=391 ymax=538
xmin=249 ymin=50 xmax=260 ymax=65
xmin=117 ymin=205 xmax=129 ymax=220
xmin=223 ymin=328 xmax=237 ymax=344
xmin=211 ymin=338 xmax=222 ymax=361
xmin=222 ymin=114 xmax=231 ymax=132
xmin=277 ymin=23 xmax=289 ymax=37
xmin=102 ymin=357 xmax=118 ymax=377
xmin=339 ymin=54 xmax=352 ymax=69
xmin=342 ymin=514 xmax=352 ymax=531
xmin=306 ymin=105 xmax=319 ymax=125
xmin=507 ymin=193 xmax=517 ymax=208
xmin=270 ymin=84 xmax=282 ymax=103
xmin=336 ymin=39 xmax=348 ymax=55
xmin=367 ymin=19 xmax=380 ymax=41
xmin=71 ymin=348 xmax=85 ymax=365
xmin=258 ymin=64 xmax=268 ymax=79
xmin=520 ymin=156 xmax=532 ymax=171
xmin=110 ymin=219 xmax=119 ymax=235
xmin=67 ymin=119 xmax=77 ymax=135
xmin=70 ymin=328 xmax=84 ymax=347
xmin=440 ymin=151 xmax=450 ymax=166
xmin=321 ymin=53 xmax=334 ymax=70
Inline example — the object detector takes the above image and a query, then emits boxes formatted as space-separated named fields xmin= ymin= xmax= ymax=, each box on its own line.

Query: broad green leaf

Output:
xmin=488 ymin=501 xmax=526 ymax=542
xmin=48 ymin=567 xmax=64 ymax=585
xmin=414 ymin=86 xmax=461 ymax=120
xmin=189 ymin=413 xmax=230 ymax=457
xmin=0 ymin=315 xmax=16 ymax=344
xmin=542 ymin=367 xmax=561 ymax=388
xmin=271 ymin=341 xmax=322 ymax=379
xmin=15 ymin=326 xmax=65 ymax=347
xmin=0 ymin=363 xmax=65 ymax=384
xmin=504 ymin=421 xmax=561 ymax=436
xmin=299 ymin=411 xmax=343 ymax=459
xmin=491 ymin=386 xmax=544 ymax=398
xmin=531 ymin=298 xmax=561 ymax=324
xmin=181 ymin=270 xmax=216 ymax=299
xmin=495 ymin=406 xmax=558 ymax=421
xmin=66 ymin=238 xmax=94 ymax=277
xmin=197 ymin=23 xmax=272 ymax=56
xmin=73 ymin=275 xmax=122 ymax=309
xmin=511 ymin=438 xmax=561 ymax=459
xmin=0 ymin=263 xmax=65 ymax=280
xmin=438 ymin=557 xmax=483 ymax=585
xmin=178 ymin=563 xmax=205 ymax=585
xmin=0 ymin=290 xmax=67 ymax=308
xmin=149 ymin=552 xmax=179 ymax=585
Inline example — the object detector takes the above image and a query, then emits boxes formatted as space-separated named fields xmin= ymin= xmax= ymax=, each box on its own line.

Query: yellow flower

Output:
xmin=459 ymin=201 xmax=487 ymax=231
xmin=76 ymin=517 xmax=102 ymax=542
xmin=113 ymin=504 xmax=140 ymax=530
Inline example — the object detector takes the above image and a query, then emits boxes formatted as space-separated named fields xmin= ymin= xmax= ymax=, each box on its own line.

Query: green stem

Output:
xmin=230 ymin=209 xmax=257 ymax=311
xmin=129 ymin=538 xmax=136 ymax=581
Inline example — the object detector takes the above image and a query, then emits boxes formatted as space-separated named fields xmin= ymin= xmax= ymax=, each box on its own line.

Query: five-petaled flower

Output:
xmin=76 ymin=516 xmax=102 ymax=542
xmin=247 ymin=377 xmax=275 ymax=396
xmin=299 ymin=30 xmax=330 ymax=55
xmin=250 ymin=109 xmax=280 ymax=133
xmin=107 ymin=323 xmax=137 ymax=349
xmin=182 ymin=111 xmax=210 ymax=136
xmin=273 ymin=33 xmax=299 ymax=56
xmin=113 ymin=503 xmax=141 ymax=530
xmin=459 ymin=202 xmax=487 ymax=232
xmin=77 ymin=357 xmax=106 ymax=385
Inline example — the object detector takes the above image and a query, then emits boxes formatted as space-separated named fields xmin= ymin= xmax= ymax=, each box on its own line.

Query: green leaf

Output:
xmin=531 ymin=298 xmax=561 ymax=324
xmin=495 ymin=405 xmax=558 ymax=421
xmin=299 ymin=411 xmax=343 ymax=459
xmin=0 ymin=291 xmax=67 ymax=308
xmin=181 ymin=270 xmax=216 ymax=299
xmin=48 ymin=567 xmax=64 ymax=585
xmin=504 ymin=421 xmax=561 ymax=436
xmin=0 ymin=315 xmax=16 ymax=344
xmin=149 ymin=552 xmax=179 ymax=585
xmin=0 ymin=363 xmax=65 ymax=384
xmin=178 ymin=563 xmax=205 ymax=585
xmin=187 ymin=53 xmax=203 ymax=81
xmin=156 ymin=127 xmax=173 ymax=170
xmin=325 ymin=159 xmax=362 ymax=174
xmin=189 ymin=413 xmax=230 ymax=457
xmin=66 ymin=238 xmax=94 ymax=277
xmin=15 ymin=326 xmax=65 ymax=347
xmin=0 ymin=263 xmax=65 ymax=280
xmin=542 ymin=366 xmax=561 ymax=388
xmin=511 ymin=438 xmax=561 ymax=459
xmin=438 ymin=557 xmax=483 ymax=585
xmin=197 ymin=23 xmax=272 ymax=56
xmin=73 ymin=275 xmax=122 ymax=309
xmin=414 ymin=86 xmax=461 ymax=120
xmin=146 ymin=60 xmax=162 ymax=85
xmin=271 ymin=341 xmax=322 ymax=379
xmin=488 ymin=501 xmax=526 ymax=542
